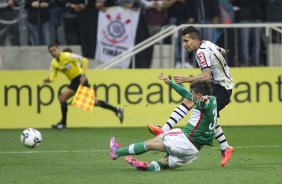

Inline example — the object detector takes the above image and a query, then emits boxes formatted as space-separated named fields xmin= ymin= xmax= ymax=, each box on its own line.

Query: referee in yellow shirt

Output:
xmin=43 ymin=44 xmax=124 ymax=129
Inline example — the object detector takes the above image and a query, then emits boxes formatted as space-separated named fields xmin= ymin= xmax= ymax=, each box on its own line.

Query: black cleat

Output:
xmin=51 ymin=122 xmax=67 ymax=129
xmin=116 ymin=107 xmax=124 ymax=124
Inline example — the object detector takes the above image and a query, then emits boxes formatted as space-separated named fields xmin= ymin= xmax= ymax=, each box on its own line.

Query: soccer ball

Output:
xmin=20 ymin=128 xmax=42 ymax=148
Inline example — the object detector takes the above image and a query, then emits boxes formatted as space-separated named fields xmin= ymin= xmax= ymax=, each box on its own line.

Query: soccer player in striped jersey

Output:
xmin=43 ymin=44 xmax=124 ymax=129
xmin=147 ymin=26 xmax=234 ymax=167
xmin=110 ymin=74 xmax=217 ymax=171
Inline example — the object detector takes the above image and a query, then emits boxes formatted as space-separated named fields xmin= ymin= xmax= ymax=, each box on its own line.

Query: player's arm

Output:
xmin=158 ymin=73 xmax=192 ymax=101
xmin=169 ymin=81 xmax=193 ymax=101
xmin=174 ymin=50 xmax=212 ymax=84
xmin=80 ymin=57 xmax=88 ymax=75
xmin=43 ymin=62 xmax=57 ymax=84
xmin=173 ymin=69 xmax=212 ymax=84
xmin=77 ymin=57 xmax=88 ymax=84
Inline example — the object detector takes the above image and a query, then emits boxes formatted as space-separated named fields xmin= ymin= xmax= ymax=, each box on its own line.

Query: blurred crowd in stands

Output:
xmin=0 ymin=0 xmax=282 ymax=67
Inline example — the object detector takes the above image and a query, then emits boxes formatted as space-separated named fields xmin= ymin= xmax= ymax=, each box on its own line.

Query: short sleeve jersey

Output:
xmin=168 ymin=81 xmax=217 ymax=147
xmin=195 ymin=40 xmax=234 ymax=90
xmin=49 ymin=52 xmax=88 ymax=81
xmin=182 ymin=96 xmax=217 ymax=147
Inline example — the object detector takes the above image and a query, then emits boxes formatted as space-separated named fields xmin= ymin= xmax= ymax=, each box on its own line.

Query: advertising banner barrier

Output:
xmin=0 ymin=68 xmax=281 ymax=129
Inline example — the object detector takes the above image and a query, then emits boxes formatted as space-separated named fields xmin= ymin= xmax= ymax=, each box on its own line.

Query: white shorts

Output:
xmin=160 ymin=128 xmax=199 ymax=169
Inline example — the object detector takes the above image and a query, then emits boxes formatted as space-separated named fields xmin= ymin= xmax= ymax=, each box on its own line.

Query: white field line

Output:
xmin=0 ymin=145 xmax=281 ymax=154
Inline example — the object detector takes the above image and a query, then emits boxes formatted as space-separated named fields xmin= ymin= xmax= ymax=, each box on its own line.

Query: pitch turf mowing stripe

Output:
xmin=0 ymin=145 xmax=281 ymax=154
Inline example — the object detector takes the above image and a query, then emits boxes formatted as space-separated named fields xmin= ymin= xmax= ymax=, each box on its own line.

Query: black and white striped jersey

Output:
xmin=195 ymin=40 xmax=234 ymax=90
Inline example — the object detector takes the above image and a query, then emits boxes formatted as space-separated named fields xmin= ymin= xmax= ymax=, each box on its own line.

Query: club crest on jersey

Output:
xmin=197 ymin=52 xmax=207 ymax=68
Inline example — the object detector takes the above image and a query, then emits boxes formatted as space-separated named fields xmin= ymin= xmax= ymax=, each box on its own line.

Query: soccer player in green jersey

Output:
xmin=43 ymin=44 xmax=124 ymax=129
xmin=110 ymin=73 xmax=217 ymax=171
xmin=147 ymin=26 xmax=234 ymax=167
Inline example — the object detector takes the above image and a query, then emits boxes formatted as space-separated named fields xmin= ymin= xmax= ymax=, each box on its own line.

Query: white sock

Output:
xmin=162 ymin=103 xmax=190 ymax=132
xmin=215 ymin=122 xmax=229 ymax=151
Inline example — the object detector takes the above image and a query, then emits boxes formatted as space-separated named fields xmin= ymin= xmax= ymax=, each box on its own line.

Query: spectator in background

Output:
xmin=265 ymin=0 xmax=282 ymax=23
xmin=265 ymin=0 xmax=282 ymax=43
xmin=186 ymin=0 xmax=221 ymax=44
xmin=77 ymin=0 xmax=102 ymax=58
xmin=216 ymin=0 xmax=236 ymax=67
xmin=141 ymin=0 xmax=166 ymax=36
xmin=49 ymin=0 xmax=65 ymax=44
xmin=113 ymin=0 xmax=140 ymax=8
xmin=63 ymin=0 xmax=115 ymax=47
xmin=218 ymin=0 xmax=234 ymax=24
xmin=217 ymin=0 xmax=234 ymax=41
xmin=63 ymin=0 xmax=86 ymax=45
xmin=63 ymin=0 xmax=82 ymax=45
xmin=236 ymin=0 xmax=264 ymax=66
xmin=0 ymin=0 xmax=21 ymax=45
xmin=25 ymin=0 xmax=51 ymax=45
xmin=95 ymin=0 xmax=115 ymax=11
xmin=163 ymin=0 xmax=192 ymax=68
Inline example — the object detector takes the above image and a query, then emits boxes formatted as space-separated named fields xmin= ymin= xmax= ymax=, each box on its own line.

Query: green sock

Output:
xmin=147 ymin=161 xmax=166 ymax=171
xmin=115 ymin=142 xmax=147 ymax=157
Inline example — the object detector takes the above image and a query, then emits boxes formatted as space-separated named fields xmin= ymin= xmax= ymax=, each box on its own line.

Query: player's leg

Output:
xmin=110 ymin=136 xmax=165 ymax=160
xmin=83 ymin=77 xmax=123 ymax=124
xmin=52 ymin=87 xmax=75 ymax=129
xmin=147 ymin=98 xmax=193 ymax=136
xmin=212 ymin=84 xmax=234 ymax=166
xmin=94 ymin=99 xmax=124 ymax=123
xmin=125 ymin=156 xmax=168 ymax=171
xmin=128 ymin=128 xmax=199 ymax=171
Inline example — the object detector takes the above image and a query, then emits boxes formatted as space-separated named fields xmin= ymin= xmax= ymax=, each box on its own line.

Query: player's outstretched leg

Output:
xmin=147 ymin=102 xmax=190 ymax=136
xmin=95 ymin=100 xmax=124 ymax=124
xmin=125 ymin=156 xmax=150 ymax=170
xmin=109 ymin=137 xmax=148 ymax=160
xmin=125 ymin=156 xmax=166 ymax=171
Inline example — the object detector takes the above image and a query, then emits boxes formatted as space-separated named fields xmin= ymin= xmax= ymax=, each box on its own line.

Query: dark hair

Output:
xmin=62 ymin=48 xmax=73 ymax=53
xmin=190 ymin=80 xmax=212 ymax=96
xmin=48 ymin=43 xmax=58 ymax=50
xmin=181 ymin=26 xmax=201 ymax=40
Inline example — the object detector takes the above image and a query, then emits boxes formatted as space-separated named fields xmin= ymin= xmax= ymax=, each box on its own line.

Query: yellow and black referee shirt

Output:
xmin=48 ymin=52 xmax=88 ymax=82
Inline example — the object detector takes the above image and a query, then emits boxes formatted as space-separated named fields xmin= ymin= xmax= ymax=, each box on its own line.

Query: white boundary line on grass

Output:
xmin=0 ymin=145 xmax=281 ymax=154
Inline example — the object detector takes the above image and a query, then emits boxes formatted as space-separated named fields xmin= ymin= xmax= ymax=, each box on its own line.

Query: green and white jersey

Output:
xmin=169 ymin=81 xmax=217 ymax=147
xmin=182 ymin=96 xmax=217 ymax=147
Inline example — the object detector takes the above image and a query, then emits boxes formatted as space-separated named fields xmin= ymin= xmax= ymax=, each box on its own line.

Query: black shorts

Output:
xmin=212 ymin=84 xmax=232 ymax=117
xmin=68 ymin=75 xmax=90 ymax=92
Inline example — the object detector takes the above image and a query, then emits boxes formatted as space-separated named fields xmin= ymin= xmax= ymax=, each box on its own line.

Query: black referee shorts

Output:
xmin=68 ymin=75 xmax=90 ymax=92
xmin=212 ymin=84 xmax=232 ymax=117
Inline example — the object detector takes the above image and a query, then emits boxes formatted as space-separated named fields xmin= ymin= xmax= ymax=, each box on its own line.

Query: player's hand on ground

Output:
xmin=158 ymin=73 xmax=170 ymax=84
xmin=43 ymin=78 xmax=50 ymax=84
xmin=173 ymin=75 xmax=187 ymax=83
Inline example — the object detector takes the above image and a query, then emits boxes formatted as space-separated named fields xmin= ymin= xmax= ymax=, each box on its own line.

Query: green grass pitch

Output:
xmin=0 ymin=126 xmax=281 ymax=184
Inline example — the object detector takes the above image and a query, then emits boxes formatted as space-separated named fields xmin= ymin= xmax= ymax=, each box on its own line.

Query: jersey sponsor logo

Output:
xmin=196 ymin=52 xmax=208 ymax=69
